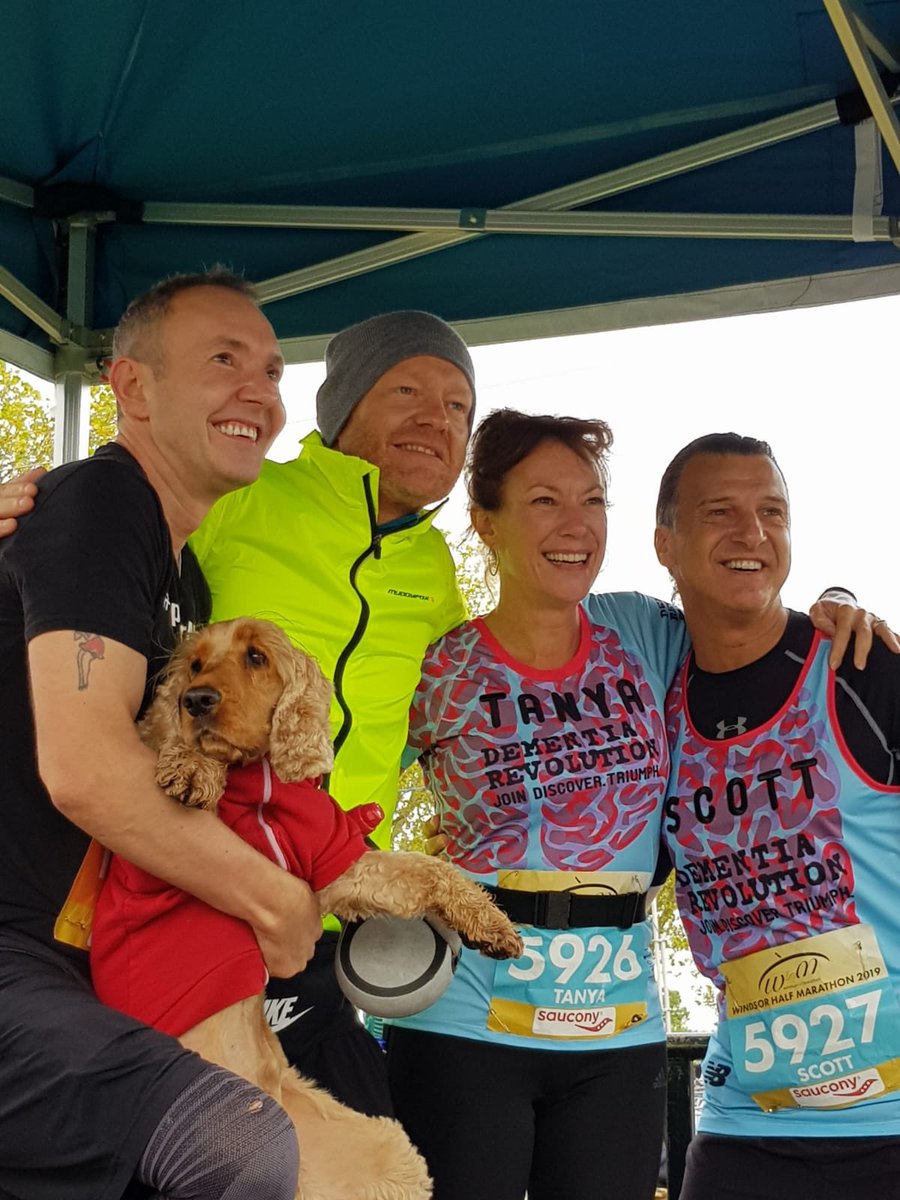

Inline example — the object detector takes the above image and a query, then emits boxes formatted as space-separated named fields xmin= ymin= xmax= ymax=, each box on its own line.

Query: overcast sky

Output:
xmin=271 ymin=291 xmax=899 ymax=626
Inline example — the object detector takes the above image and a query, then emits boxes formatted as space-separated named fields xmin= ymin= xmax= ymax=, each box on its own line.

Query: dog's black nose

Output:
xmin=182 ymin=686 xmax=222 ymax=718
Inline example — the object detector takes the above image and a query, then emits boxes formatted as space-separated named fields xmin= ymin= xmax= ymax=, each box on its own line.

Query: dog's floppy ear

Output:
xmin=138 ymin=653 xmax=188 ymax=754
xmin=138 ymin=636 xmax=227 ymax=809
xmin=268 ymin=636 xmax=335 ymax=783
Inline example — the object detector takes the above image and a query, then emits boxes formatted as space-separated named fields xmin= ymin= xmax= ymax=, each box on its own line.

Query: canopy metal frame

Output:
xmin=0 ymin=0 xmax=898 ymax=462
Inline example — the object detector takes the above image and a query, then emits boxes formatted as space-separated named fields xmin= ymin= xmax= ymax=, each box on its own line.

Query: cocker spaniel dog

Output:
xmin=90 ymin=616 xmax=522 ymax=1200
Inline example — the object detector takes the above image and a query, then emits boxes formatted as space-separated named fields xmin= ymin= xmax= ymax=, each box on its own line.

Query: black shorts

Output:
xmin=681 ymin=1131 xmax=900 ymax=1200
xmin=0 ymin=933 xmax=207 ymax=1200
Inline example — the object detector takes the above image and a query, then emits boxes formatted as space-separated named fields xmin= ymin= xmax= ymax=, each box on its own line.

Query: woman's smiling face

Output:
xmin=473 ymin=438 xmax=608 ymax=609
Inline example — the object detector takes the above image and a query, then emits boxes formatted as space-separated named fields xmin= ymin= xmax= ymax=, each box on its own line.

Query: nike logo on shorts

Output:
xmin=263 ymin=997 xmax=314 ymax=1034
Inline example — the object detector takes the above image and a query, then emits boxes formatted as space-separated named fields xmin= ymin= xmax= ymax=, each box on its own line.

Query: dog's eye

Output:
xmin=189 ymin=658 xmax=202 ymax=675
xmin=246 ymin=646 xmax=268 ymax=668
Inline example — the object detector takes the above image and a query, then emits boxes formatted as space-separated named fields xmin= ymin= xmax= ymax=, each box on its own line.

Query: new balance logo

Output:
xmin=264 ymin=997 xmax=314 ymax=1034
xmin=703 ymin=1061 xmax=731 ymax=1087
xmin=716 ymin=716 xmax=747 ymax=739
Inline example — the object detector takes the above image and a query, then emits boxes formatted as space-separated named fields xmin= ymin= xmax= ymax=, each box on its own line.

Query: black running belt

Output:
xmin=483 ymin=885 xmax=647 ymax=930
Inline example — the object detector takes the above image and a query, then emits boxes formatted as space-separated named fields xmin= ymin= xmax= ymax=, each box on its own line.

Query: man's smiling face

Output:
xmin=654 ymin=452 xmax=791 ymax=621
xmin=335 ymin=355 xmax=473 ymax=522
xmin=129 ymin=285 xmax=285 ymax=504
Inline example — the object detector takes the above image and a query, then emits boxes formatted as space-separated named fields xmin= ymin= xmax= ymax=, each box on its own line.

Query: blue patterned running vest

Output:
xmin=664 ymin=631 xmax=900 ymax=1136
xmin=391 ymin=591 xmax=687 ymax=1051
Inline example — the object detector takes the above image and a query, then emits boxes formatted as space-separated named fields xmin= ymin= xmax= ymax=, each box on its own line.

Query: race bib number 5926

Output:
xmin=488 ymin=928 xmax=649 ymax=1040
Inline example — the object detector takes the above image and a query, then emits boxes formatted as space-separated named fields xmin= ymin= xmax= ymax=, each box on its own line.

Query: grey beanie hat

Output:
xmin=316 ymin=310 xmax=476 ymax=446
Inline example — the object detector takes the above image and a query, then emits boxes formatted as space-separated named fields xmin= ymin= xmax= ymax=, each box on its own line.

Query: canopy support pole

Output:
xmin=52 ymin=217 xmax=95 ymax=465
xmin=246 ymin=89 xmax=900 ymax=304
xmin=253 ymin=98 xmax=847 ymax=303
xmin=824 ymin=0 xmax=900 ymax=175
xmin=141 ymin=205 xmax=900 ymax=243
xmin=0 ymin=263 xmax=70 ymax=343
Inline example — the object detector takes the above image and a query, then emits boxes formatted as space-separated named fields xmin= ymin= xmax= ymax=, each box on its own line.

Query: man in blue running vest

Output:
xmin=655 ymin=432 xmax=900 ymax=1200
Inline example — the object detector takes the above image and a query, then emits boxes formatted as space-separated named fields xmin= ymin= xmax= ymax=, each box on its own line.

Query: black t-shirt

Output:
xmin=685 ymin=609 xmax=900 ymax=786
xmin=0 ymin=443 xmax=210 ymax=953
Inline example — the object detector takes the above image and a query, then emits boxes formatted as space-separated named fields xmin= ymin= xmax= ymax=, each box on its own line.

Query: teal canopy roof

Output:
xmin=2 ymin=0 xmax=900 ymax=390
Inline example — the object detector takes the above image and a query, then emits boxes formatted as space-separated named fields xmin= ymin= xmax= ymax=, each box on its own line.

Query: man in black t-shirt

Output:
xmin=654 ymin=433 xmax=900 ymax=1200
xmin=0 ymin=270 xmax=320 ymax=1200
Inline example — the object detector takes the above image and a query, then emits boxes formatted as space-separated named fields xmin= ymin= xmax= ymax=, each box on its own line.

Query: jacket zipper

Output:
xmin=330 ymin=474 xmax=380 ymax=764
xmin=327 ymin=478 xmax=441 ymax=780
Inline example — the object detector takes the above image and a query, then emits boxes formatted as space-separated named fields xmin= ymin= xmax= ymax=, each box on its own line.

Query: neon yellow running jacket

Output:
xmin=190 ymin=432 xmax=465 ymax=854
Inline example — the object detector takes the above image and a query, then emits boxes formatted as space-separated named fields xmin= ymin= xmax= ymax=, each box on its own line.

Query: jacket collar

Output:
xmin=298 ymin=431 xmax=448 ymax=534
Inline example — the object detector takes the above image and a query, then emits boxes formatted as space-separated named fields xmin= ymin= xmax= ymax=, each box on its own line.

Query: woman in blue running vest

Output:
xmin=386 ymin=410 xmax=689 ymax=1200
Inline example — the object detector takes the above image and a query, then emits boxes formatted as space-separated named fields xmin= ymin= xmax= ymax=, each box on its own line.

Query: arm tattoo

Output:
xmin=74 ymin=631 xmax=106 ymax=690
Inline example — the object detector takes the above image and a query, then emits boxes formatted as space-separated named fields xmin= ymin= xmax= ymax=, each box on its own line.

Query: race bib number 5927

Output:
xmin=721 ymin=925 xmax=900 ymax=1110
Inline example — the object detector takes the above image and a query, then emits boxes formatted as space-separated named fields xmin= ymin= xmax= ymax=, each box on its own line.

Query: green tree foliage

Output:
xmin=88 ymin=383 xmax=117 ymax=453
xmin=0 ymin=362 xmax=118 ymax=481
xmin=392 ymin=762 xmax=436 ymax=853
xmin=666 ymin=988 xmax=692 ymax=1033
xmin=656 ymin=877 xmax=716 ymax=1030
xmin=655 ymin=874 xmax=689 ymax=956
xmin=0 ymin=362 xmax=53 ymax=479
xmin=449 ymin=535 xmax=495 ymax=619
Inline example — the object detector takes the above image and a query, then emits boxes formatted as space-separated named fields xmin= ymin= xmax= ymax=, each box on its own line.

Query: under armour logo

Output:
xmin=716 ymin=716 xmax=747 ymax=739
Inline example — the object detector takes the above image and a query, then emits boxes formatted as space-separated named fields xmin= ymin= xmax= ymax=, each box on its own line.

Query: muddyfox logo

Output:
xmin=387 ymin=588 xmax=434 ymax=602
xmin=532 ymin=1007 xmax=615 ymax=1037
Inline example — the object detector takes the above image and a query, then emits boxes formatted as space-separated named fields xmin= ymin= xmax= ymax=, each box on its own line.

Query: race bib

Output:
xmin=487 ymin=869 xmax=651 ymax=1041
xmin=721 ymin=924 xmax=900 ymax=1111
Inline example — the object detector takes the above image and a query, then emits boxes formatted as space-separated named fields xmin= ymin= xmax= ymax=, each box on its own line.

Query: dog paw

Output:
xmin=461 ymin=922 xmax=523 ymax=961
xmin=155 ymin=753 xmax=224 ymax=810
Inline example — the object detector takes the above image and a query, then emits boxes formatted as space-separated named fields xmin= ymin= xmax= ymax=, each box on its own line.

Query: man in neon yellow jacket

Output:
xmin=189 ymin=310 xmax=475 ymax=1116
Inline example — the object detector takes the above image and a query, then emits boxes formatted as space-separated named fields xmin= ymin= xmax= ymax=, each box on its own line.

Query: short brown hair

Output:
xmin=655 ymin=432 xmax=784 ymax=527
xmin=111 ymin=267 xmax=258 ymax=366
xmin=467 ymin=409 xmax=613 ymax=512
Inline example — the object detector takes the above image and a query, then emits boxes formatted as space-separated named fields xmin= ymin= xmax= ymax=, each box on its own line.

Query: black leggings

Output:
xmin=387 ymin=1027 xmax=666 ymax=1200
xmin=136 ymin=1066 xmax=298 ymax=1199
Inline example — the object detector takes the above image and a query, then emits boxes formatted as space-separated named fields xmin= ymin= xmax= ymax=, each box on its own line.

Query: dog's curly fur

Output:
xmin=140 ymin=616 xmax=334 ymax=808
xmin=136 ymin=617 xmax=523 ymax=1200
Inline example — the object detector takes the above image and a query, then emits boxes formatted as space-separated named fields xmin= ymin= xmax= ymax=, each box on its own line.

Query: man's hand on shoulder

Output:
xmin=809 ymin=590 xmax=900 ymax=670
xmin=0 ymin=468 xmax=46 ymax=536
